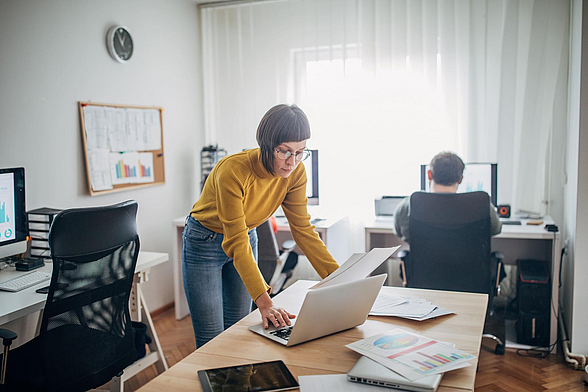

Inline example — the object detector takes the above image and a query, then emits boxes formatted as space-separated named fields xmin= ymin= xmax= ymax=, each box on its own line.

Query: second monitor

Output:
xmin=421 ymin=163 xmax=497 ymax=206
xmin=302 ymin=149 xmax=319 ymax=205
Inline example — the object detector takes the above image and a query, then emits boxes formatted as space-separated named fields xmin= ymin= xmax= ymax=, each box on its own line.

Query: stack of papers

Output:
xmin=346 ymin=328 xmax=474 ymax=381
xmin=310 ymin=247 xmax=400 ymax=289
xmin=369 ymin=293 xmax=454 ymax=321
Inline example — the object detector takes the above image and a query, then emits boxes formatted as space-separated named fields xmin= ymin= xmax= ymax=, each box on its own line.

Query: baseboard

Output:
xmin=150 ymin=302 xmax=174 ymax=320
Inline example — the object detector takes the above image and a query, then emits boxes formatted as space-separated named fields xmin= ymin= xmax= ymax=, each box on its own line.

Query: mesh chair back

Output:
xmin=257 ymin=220 xmax=280 ymax=282
xmin=39 ymin=200 xmax=139 ymax=390
xmin=406 ymin=192 xmax=492 ymax=296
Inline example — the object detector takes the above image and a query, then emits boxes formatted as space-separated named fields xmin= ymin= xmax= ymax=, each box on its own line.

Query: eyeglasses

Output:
xmin=274 ymin=148 xmax=311 ymax=162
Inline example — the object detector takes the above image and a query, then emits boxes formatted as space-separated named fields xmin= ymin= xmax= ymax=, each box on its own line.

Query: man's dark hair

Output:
xmin=430 ymin=152 xmax=464 ymax=186
xmin=256 ymin=104 xmax=311 ymax=175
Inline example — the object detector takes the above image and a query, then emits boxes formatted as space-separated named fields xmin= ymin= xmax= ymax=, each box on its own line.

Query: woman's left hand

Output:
xmin=255 ymin=292 xmax=296 ymax=329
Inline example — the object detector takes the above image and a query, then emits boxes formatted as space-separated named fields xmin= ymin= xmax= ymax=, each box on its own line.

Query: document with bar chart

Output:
xmin=346 ymin=328 xmax=474 ymax=381
xmin=109 ymin=152 xmax=154 ymax=185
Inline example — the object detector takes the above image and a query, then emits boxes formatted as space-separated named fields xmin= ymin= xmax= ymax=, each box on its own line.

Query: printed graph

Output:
xmin=374 ymin=334 xmax=418 ymax=350
xmin=109 ymin=152 xmax=154 ymax=185
xmin=413 ymin=352 xmax=470 ymax=372
xmin=114 ymin=159 xmax=138 ymax=179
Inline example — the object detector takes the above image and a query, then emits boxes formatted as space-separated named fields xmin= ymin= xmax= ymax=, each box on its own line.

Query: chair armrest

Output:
xmin=491 ymin=251 xmax=505 ymax=294
xmin=0 ymin=329 xmax=17 ymax=347
xmin=492 ymin=251 xmax=504 ymax=263
xmin=281 ymin=239 xmax=296 ymax=252
xmin=399 ymin=260 xmax=407 ymax=287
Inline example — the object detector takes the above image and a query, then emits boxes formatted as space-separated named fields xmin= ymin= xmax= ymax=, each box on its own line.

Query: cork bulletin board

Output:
xmin=79 ymin=101 xmax=165 ymax=196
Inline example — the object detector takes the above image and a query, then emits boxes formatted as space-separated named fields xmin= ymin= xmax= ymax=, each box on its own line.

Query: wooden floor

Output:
xmin=107 ymin=309 xmax=587 ymax=391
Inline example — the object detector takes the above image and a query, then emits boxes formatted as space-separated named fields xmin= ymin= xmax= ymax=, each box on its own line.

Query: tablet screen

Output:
xmin=198 ymin=360 xmax=299 ymax=392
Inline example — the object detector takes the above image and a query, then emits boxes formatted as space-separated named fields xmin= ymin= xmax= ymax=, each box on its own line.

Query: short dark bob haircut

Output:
xmin=430 ymin=152 xmax=465 ymax=186
xmin=256 ymin=104 xmax=311 ymax=175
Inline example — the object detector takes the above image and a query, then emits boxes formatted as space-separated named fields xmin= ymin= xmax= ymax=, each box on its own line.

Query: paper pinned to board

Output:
xmin=311 ymin=246 xmax=400 ymax=289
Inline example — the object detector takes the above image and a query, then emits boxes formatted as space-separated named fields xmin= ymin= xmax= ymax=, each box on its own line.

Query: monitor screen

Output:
xmin=302 ymin=150 xmax=319 ymax=205
xmin=0 ymin=168 xmax=28 ymax=259
xmin=420 ymin=163 xmax=497 ymax=206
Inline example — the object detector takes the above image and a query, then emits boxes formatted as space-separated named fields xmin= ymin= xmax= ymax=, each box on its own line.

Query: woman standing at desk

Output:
xmin=183 ymin=104 xmax=339 ymax=347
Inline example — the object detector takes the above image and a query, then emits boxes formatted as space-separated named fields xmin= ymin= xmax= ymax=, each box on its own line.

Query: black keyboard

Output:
xmin=269 ymin=326 xmax=293 ymax=341
xmin=502 ymin=220 xmax=522 ymax=225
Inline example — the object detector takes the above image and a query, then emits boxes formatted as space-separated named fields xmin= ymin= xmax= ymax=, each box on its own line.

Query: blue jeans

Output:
xmin=182 ymin=216 xmax=258 ymax=348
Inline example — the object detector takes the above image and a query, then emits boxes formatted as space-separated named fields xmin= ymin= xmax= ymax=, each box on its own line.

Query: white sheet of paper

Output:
xmin=310 ymin=253 xmax=365 ymax=289
xmin=371 ymin=292 xmax=407 ymax=311
xmin=310 ymin=246 xmax=400 ymax=289
xmin=109 ymin=151 xmax=140 ymax=185
xmin=88 ymin=149 xmax=113 ymax=191
xmin=83 ymin=106 xmax=109 ymax=149
xmin=299 ymin=374 xmax=376 ymax=392
xmin=136 ymin=152 xmax=155 ymax=183
xmin=401 ymin=307 xmax=455 ymax=321
xmin=371 ymin=302 xmax=436 ymax=317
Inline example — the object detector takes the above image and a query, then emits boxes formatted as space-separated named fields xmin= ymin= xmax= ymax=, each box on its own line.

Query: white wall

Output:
xmin=0 ymin=0 xmax=203 ymax=311
xmin=570 ymin=0 xmax=588 ymax=354
xmin=563 ymin=0 xmax=588 ymax=355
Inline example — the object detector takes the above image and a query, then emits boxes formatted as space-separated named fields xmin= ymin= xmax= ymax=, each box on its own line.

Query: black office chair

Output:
xmin=397 ymin=192 xmax=506 ymax=355
xmin=0 ymin=200 xmax=140 ymax=391
xmin=257 ymin=219 xmax=297 ymax=295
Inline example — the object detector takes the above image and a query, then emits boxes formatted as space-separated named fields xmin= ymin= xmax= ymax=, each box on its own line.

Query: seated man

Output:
xmin=394 ymin=151 xmax=502 ymax=243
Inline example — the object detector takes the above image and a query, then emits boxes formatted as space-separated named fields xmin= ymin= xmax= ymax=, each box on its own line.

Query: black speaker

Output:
xmin=516 ymin=259 xmax=551 ymax=347
xmin=497 ymin=204 xmax=511 ymax=218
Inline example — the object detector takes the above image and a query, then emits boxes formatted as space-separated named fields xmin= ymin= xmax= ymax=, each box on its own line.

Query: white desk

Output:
xmin=171 ymin=215 xmax=351 ymax=320
xmin=273 ymin=214 xmax=351 ymax=261
xmin=364 ymin=216 xmax=561 ymax=351
xmin=0 ymin=251 xmax=170 ymax=391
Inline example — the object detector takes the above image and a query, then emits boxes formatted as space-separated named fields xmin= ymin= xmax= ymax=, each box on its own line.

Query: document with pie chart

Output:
xmin=346 ymin=328 xmax=474 ymax=381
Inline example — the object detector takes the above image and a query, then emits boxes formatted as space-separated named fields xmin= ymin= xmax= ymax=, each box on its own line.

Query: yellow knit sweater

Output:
xmin=190 ymin=148 xmax=339 ymax=301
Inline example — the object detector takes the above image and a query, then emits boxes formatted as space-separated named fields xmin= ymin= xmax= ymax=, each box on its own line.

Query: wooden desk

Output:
xmin=365 ymin=216 xmax=561 ymax=351
xmin=138 ymin=280 xmax=487 ymax=392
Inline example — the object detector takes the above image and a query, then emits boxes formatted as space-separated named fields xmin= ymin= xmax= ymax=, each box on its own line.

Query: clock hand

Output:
xmin=116 ymin=30 xmax=126 ymax=48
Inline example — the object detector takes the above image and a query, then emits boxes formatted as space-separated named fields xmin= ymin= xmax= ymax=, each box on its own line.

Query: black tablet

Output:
xmin=198 ymin=360 xmax=299 ymax=392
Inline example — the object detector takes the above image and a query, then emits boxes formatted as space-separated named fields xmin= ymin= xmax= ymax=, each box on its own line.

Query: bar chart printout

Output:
xmin=0 ymin=173 xmax=16 ymax=243
xmin=346 ymin=328 xmax=475 ymax=378
xmin=109 ymin=152 xmax=155 ymax=185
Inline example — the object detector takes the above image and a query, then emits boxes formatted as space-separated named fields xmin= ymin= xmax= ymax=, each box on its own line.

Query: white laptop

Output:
xmin=348 ymin=356 xmax=442 ymax=392
xmin=249 ymin=274 xmax=387 ymax=346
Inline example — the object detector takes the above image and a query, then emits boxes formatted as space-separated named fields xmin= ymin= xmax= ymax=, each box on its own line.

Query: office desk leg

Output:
xmin=111 ymin=272 xmax=169 ymax=391
xmin=139 ymin=285 xmax=168 ymax=373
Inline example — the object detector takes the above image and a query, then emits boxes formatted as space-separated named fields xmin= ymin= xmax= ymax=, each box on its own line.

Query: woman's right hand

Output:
xmin=255 ymin=292 xmax=296 ymax=329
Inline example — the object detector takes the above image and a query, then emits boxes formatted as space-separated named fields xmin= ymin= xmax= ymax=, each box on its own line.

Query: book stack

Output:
xmin=27 ymin=207 xmax=62 ymax=259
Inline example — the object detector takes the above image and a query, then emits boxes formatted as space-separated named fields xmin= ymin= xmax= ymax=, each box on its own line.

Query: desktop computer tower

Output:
xmin=516 ymin=259 xmax=551 ymax=347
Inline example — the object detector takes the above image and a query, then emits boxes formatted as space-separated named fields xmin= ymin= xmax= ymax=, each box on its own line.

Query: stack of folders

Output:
xmin=27 ymin=207 xmax=61 ymax=259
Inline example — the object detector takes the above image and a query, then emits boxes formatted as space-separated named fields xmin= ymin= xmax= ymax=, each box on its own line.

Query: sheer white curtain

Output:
xmin=201 ymin=0 xmax=569 ymax=230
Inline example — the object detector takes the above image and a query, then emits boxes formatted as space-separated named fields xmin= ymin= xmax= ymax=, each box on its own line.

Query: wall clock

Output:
xmin=106 ymin=26 xmax=134 ymax=63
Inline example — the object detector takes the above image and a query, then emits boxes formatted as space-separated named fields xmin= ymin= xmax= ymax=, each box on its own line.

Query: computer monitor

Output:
xmin=302 ymin=150 xmax=319 ymax=205
xmin=0 ymin=167 xmax=28 ymax=259
xmin=420 ymin=163 xmax=497 ymax=206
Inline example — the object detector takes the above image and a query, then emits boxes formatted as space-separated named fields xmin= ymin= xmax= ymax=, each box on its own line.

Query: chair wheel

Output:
xmin=495 ymin=344 xmax=505 ymax=355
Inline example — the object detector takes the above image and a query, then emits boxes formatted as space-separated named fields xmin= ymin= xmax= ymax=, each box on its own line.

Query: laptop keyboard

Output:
xmin=269 ymin=326 xmax=293 ymax=341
